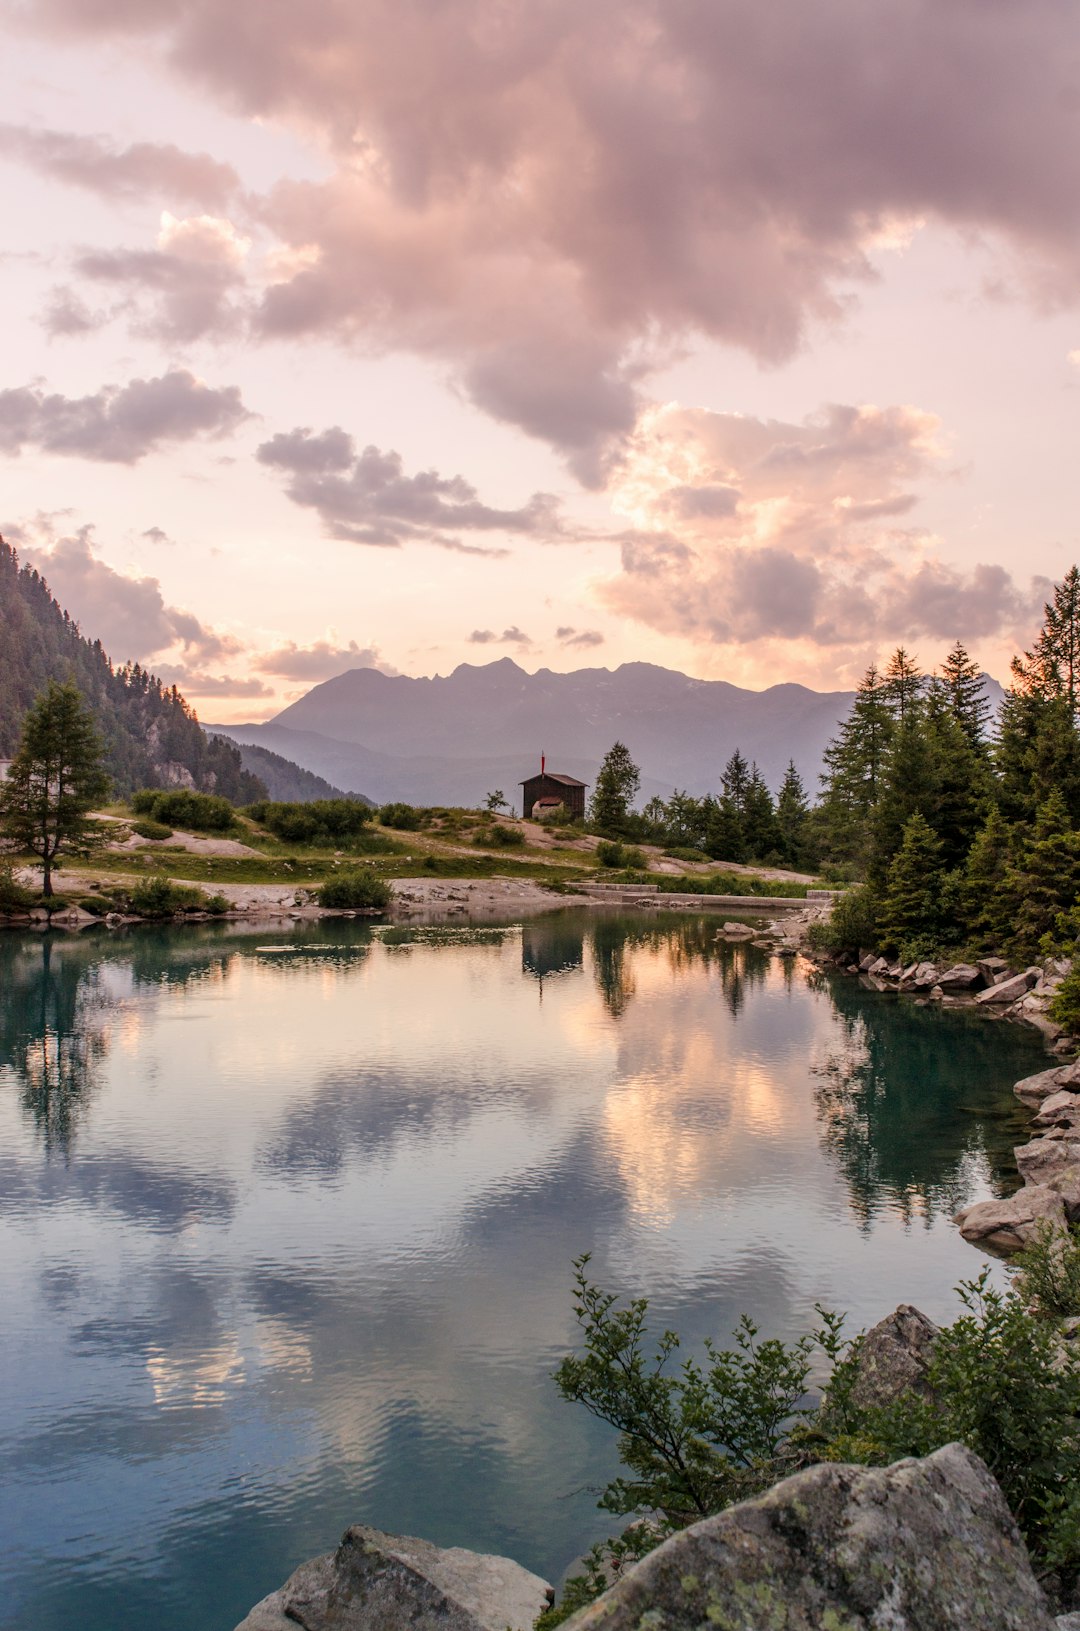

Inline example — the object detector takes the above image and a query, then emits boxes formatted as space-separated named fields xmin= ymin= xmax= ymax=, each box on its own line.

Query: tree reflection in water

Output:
xmin=809 ymin=970 xmax=1038 ymax=1229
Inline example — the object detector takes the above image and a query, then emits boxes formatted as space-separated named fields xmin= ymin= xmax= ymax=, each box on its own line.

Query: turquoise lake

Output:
xmin=0 ymin=911 xmax=1047 ymax=1631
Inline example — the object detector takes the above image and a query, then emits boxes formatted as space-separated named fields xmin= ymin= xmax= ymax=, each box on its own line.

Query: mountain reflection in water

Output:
xmin=0 ymin=912 xmax=1047 ymax=1631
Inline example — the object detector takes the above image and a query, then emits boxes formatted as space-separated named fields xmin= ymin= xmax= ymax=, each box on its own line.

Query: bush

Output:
xmin=483 ymin=823 xmax=525 ymax=848
xmin=596 ymin=840 xmax=626 ymax=868
xmin=664 ymin=846 xmax=712 ymax=864
xmin=131 ymin=818 xmax=173 ymax=841
xmin=549 ymin=1257 xmax=1080 ymax=1622
xmin=76 ymin=894 xmax=116 ymax=916
xmin=247 ymin=798 xmax=372 ymax=844
xmin=123 ymin=878 xmax=227 ymax=917
xmin=0 ymin=864 xmax=34 ymax=914
xmin=379 ymin=802 xmax=422 ymax=830
xmin=316 ymin=869 xmax=392 ymax=910
xmin=1012 ymin=1222 xmax=1080 ymax=1320
xmin=1050 ymin=959 xmax=1080 ymax=1036
xmin=131 ymin=789 xmax=236 ymax=832
xmin=806 ymin=882 xmax=879 ymax=956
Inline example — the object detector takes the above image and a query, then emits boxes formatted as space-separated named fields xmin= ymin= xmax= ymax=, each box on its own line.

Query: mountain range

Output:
xmin=211 ymin=659 xmax=865 ymax=808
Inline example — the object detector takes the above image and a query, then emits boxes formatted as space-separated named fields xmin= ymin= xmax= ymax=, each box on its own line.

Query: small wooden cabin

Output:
xmin=520 ymin=771 xmax=587 ymax=820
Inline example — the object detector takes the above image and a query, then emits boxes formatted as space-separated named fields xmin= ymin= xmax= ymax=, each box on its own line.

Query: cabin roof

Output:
xmin=519 ymin=772 xmax=587 ymax=787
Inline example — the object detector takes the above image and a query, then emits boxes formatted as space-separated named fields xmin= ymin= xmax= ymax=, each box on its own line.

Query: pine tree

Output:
xmin=996 ymin=689 xmax=1080 ymax=824
xmin=0 ymin=681 xmax=111 ymax=896
xmin=742 ymin=765 xmax=782 ymax=860
xmin=776 ymin=760 xmax=810 ymax=868
xmin=999 ymin=790 xmax=1080 ymax=963
xmin=877 ymin=812 xmax=946 ymax=958
xmin=883 ymin=648 xmax=924 ymax=725
xmin=1013 ymin=566 xmax=1080 ymax=719
xmin=939 ymin=640 xmax=991 ymax=751
xmin=721 ymin=748 xmax=751 ymax=812
xmin=960 ymin=806 xmax=1014 ymax=951
xmin=704 ymin=797 xmax=746 ymax=863
xmin=819 ymin=664 xmax=895 ymax=863
xmin=590 ymin=741 xmax=641 ymax=834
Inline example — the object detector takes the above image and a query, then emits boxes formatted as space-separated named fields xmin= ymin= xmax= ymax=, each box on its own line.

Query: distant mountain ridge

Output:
xmin=212 ymin=658 xmax=863 ymax=808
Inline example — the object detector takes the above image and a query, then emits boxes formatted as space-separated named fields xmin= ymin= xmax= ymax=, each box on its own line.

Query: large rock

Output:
xmin=1033 ymin=1091 xmax=1080 ymax=1128
xmin=977 ymin=968 xmax=1041 ymax=1006
xmin=234 ymin=1526 xmax=552 ymax=1631
xmin=912 ymin=961 xmax=942 ymax=988
xmin=1015 ymin=1068 xmax=1078 ymax=1107
xmin=936 ymin=962 xmax=984 ymax=991
xmin=954 ymin=1183 xmax=1067 ymax=1252
xmin=1016 ymin=1134 xmax=1080 ymax=1187
xmin=848 ymin=1304 xmax=939 ymax=1410
xmin=978 ymin=956 xmax=1011 ymax=984
xmin=561 ymin=1445 xmax=1053 ymax=1631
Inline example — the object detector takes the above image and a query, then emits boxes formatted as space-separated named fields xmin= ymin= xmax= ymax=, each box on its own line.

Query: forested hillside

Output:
xmin=215 ymin=738 xmax=358 ymax=803
xmin=0 ymin=535 xmax=264 ymax=800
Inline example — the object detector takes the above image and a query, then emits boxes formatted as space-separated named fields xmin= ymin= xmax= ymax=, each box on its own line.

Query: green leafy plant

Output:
xmin=379 ymin=802 xmax=422 ymax=830
xmin=124 ymin=877 xmax=214 ymax=917
xmin=0 ymin=863 xmax=34 ymax=914
xmin=596 ymin=840 xmax=626 ymax=868
xmin=131 ymin=818 xmax=173 ymax=841
xmin=1050 ymin=959 xmax=1080 ymax=1036
xmin=316 ymin=869 xmax=392 ymax=910
xmin=481 ymin=823 xmax=525 ymax=848
xmin=131 ymin=789 xmax=236 ymax=832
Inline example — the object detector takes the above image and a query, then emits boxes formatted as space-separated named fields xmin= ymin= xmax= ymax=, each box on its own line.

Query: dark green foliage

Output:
xmin=998 ymin=791 xmax=1080 ymax=963
xmin=1050 ymin=962 xmax=1080 ymax=1034
xmin=876 ymin=813 xmax=947 ymax=959
xmin=0 ymin=680 xmax=111 ymax=895
xmin=75 ymin=895 xmax=116 ymax=917
xmin=0 ymin=537 xmax=265 ymax=801
xmin=131 ymin=819 xmax=173 ymax=841
xmin=1013 ymin=1223 xmax=1080 ymax=1321
xmin=123 ymin=878 xmax=228 ymax=917
xmin=220 ymin=739 xmax=351 ymax=803
xmin=483 ymin=823 xmax=525 ymax=847
xmin=590 ymin=742 xmax=641 ymax=834
xmin=131 ymin=789 xmax=237 ymax=832
xmin=806 ymin=882 xmax=880 ymax=956
xmin=1013 ymin=564 xmax=1080 ymax=719
xmin=940 ymin=639 xmax=992 ymax=750
xmin=379 ymin=802 xmax=422 ymax=830
xmin=596 ymin=840 xmax=626 ymax=868
xmin=551 ymin=1259 xmax=1080 ymax=1621
xmin=663 ymin=845 xmax=712 ymax=864
xmin=316 ymin=869 xmax=392 ymax=910
xmin=0 ymin=864 xmax=34 ymax=915
xmin=655 ymin=871 xmax=807 ymax=898
xmin=776 ymin=760 xmax=811 ymax=868
xmin=247 ymin=797 xmax=372 ymax=844
xmin=959 ymin=806 xmax=1013 ymax=952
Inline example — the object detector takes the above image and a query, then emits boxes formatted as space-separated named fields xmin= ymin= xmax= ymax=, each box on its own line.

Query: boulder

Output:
xmin=976 ymin=968 xmax=1041 ymax=1006
xmin=858 ymin=953 xmax=877 ymax=972
xmin=1057 ymin=1617 xmax=1080 ymax=1630
xmin=1015 ymin=1135 xmax=1080 ymax=1197
xmin=1033 ymin=1091 xmax=1080 ymax=1127
xmin=1014 ymin=1068 xmax=1075 ymax=1107
xmin=234 ymin=1526 xmax=552 ymax=1631
xmin=867 ymin=955 xmax=890 ymax=976
xmin=954 ymin=1184 xmax=1067 ymax=1253
xmin=937 ymin=963 xmax=984 ymax=991
xmin=847 ymin=1304 xmax=939 ymax=1410
xmin=560 ymin=1445 xmax=1053 ymax=1631
xmin=720 ymin=922 xmax=755 ymax=939
xmin=978 ymin=956 xmax=1011 ymax=984
xmin=913 ymin=961 xmax=942 ymax=988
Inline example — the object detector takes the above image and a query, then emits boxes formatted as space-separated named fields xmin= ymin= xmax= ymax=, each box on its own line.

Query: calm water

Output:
xmin=0 ymin=912 xmax=1046 ymax=1631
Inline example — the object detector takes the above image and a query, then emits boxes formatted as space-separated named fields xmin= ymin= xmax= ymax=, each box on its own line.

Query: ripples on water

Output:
xmin=0 ymin=912 xmax=1046 ymax=1631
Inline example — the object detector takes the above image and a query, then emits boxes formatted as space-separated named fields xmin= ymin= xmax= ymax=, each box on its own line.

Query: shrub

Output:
xmin=76 ymin=895 xmax=116 ymax=916
xmin=806 ymin=882 xmax=879 ymax=956
xmin=620 ymin=846 xmax=647 ymax=870
xmin=131 ymin=818 xmax=173 ymax=841
xmin=1050 ymin=959 xmax=1080 ymax=1036
xmin=131 ymin=789 xmax=236 ymax=832
xmin=316 ymin=869 xmax=392 ymax=910
xmin=247 ymin=798 xmax=372 ymax=844
xmin=549 ymin=1257 xmax=1080 ymax=1622
xmin=483 ymin=823 xmax=525 ymax=848
xmin=123 ymin=878 xmax=221 ymax=917
xmin=0 ymin=863 xmax=34 ymax=914
xmin=596 ymin=840 xmax=625 ymax=868
xmin=1012 ymin=1222 xmax=1080 ymax=1320
xmin=664 ymin=846 xmax=711 ymax=864
xmin=379 ymin=802 xmax=422 ymax=830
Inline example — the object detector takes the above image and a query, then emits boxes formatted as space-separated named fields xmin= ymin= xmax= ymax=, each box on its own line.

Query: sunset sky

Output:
xmin=2 ymin=0 xmax=1079 ymax=720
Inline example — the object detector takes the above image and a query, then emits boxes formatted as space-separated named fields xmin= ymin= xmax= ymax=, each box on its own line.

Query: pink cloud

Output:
xmin=26 ymin=0 xmax=1080 ymax=468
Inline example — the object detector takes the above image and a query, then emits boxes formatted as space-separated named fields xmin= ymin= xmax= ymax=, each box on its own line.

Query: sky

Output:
xmin=1 ymin=0 xmax=1079 ymax=722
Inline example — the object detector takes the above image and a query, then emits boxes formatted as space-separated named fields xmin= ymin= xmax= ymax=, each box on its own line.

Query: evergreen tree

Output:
xmin=0 ymin=681 xmax=111 ymax=896
xmin=999 ymin=790 xmax=1080 ymax=963
xmin=939 ymin=640 xmax=991 ymax=751
xmin=1012 ymin=566 xmax=1080 ymax=719
xmin=776 ymin=760 xmax=810 ymax=868
xmin=704 ymin=796 xmax=746 ymax=863
xmin=883 ymin=647 xmax=924 ymax=724
xmin=721 ymin=748 xmax=751 ymax=812
xmin=877 ymin=812 xmax=946 ymax=958
xmin=819 ymin=664 xmax=895 ymax=863
xmin=742 ymin=765 xmax=783 ymax=860
xmin=590 ymin=741 xmax=641 ymax=834
xmin=959 ymin=806 xmax=1014 ymax=952
xmin=995 ymin=689 xmax=1080 ymax=825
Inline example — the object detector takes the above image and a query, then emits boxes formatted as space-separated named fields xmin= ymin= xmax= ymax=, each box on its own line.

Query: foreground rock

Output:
xmin=954 ymin=1183 xmax=1067 ymax=1251
xmin=847 ymin=1303 xmax=939 ymax=1409
xmin=235 ymin=1525 xmax=552 ymax=1631
xmin=562 ymin=1444 xmax=1052 ymax=1631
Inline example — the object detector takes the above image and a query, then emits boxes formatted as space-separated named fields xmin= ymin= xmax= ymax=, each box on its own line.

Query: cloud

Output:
xmin=467 ymin=627 xmax=532 ymax=648
xmin=256 ymin=639 xmax=393 ymax=680
xmin=0 ymin=123 xmax=238 ymax=206
xmin=8 ymin=516 xmax=237 ymax=663
xmin=141 ymin=526 xmax=174 ymax=547
xmin=556 ymin=627 xmax=605 ymax=648
xmin=154 ymin=665 xmax=272 ymax=698
xmin=599 ymin=400 xmax=1045 ymax=659
xmin=73 ymin=213 xmax=250 ymax=341
xmin=256 ymin=426 xmax=558 ymax=551
xmin=40 ymin=285 xmax=107 ymax=338
xmin=24 ymin=0 xmax=1080 ymax=467
xmin=0 ymin=369 xmax=249 ymax=463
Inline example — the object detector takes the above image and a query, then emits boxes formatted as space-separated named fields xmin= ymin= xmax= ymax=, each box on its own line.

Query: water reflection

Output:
xmin=0 ymin=912 xmax=1050 ymax=1631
